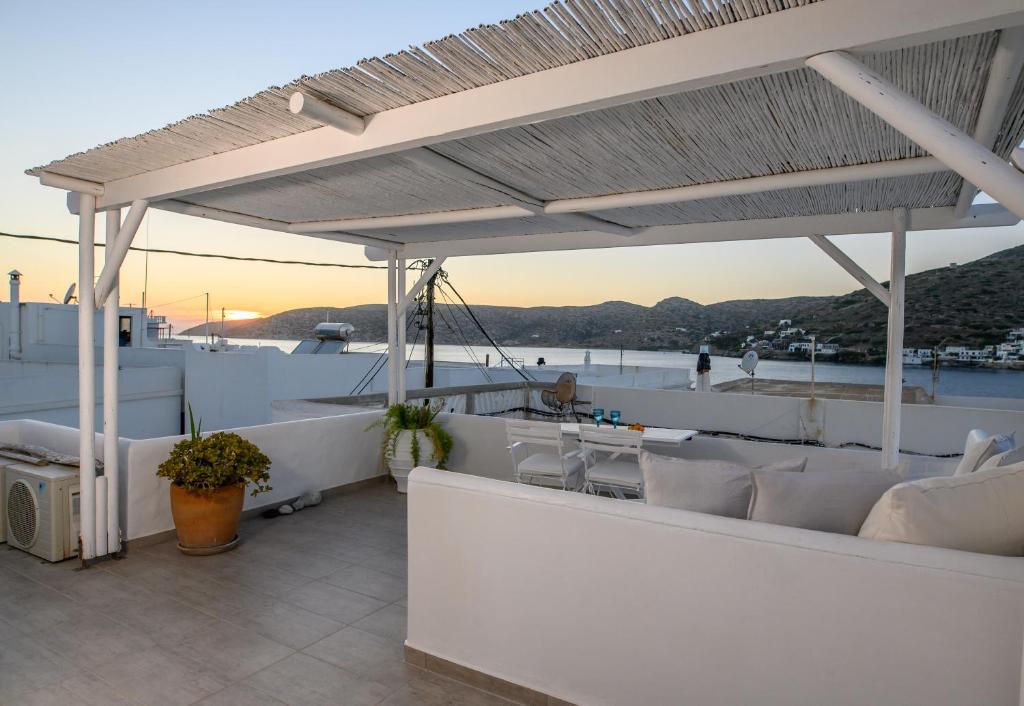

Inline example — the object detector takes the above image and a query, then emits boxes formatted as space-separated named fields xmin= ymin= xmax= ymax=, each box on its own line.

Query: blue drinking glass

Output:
xmin=593 ymin=408 xmax=605 ymax=428
xmin=609 ymin=410 xmax=621 ymax=429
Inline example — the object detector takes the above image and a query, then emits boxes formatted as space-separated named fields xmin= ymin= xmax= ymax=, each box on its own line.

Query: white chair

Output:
xmin=579 ymin=426 xmax=644 ymax=499
xmin=506 ymin=419 xmax=584 ymax=491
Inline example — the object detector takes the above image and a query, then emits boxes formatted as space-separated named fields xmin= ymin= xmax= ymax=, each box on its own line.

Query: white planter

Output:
xmin=389 ymin=430 xmax=439 ymax=493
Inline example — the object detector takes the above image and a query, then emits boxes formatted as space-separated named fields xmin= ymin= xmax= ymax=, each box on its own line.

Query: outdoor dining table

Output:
xmin=559 ymin=423 xmax=697 ymax=446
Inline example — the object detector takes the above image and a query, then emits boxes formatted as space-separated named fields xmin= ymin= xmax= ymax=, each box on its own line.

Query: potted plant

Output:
xmin=368 ymin=402 xmax=453 ymax=492
xmin=157 ymin=406 xmax=272 ymax=554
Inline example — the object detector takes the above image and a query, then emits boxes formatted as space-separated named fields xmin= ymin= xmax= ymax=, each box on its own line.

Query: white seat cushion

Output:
xmin=518 ymin=452 xmax=582 ymax=478
xmin=587 ymin=459 xmax=642 ymax=487
xmin=641 ymin=453 xmax=806 ymax=519
xmin=749 ymin=468 xmax=899 ymax=535
xmin=860 ymin=461 xmax=1024 ymax=555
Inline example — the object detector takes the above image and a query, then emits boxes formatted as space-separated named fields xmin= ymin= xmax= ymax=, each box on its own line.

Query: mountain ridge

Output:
xmin=182 ymin=244 xmax=1024 ymax=356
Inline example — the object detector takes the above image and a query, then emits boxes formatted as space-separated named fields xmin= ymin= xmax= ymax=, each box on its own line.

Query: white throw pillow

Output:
xmin=978 ymin=444 xmax=1024 ymax=471
xmin=748 ymin=469 xmax=899 ymax=535
xmin=641 ymin=452 xmax=805 ymax=519
xmin=859 ymin=461 xmax=1024 ymax=556
xmin=953 ymin=429 xmax=1014 ymax=476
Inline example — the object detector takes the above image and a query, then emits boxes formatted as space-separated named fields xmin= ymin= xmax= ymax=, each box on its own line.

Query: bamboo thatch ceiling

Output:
xmin=28 ymin=0 xmax=822 ymax=183
xmin=170 ymin=32 xmax=1024 ymax=235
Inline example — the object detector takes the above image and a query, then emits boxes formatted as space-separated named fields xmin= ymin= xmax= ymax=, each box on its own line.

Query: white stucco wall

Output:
xmin=0 ymin=361 xmax=182 ymax=439
xmin=407 ymin=468 xmax=1024 ymax=706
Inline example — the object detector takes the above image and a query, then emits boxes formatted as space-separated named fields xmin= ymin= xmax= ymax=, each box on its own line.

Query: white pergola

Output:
xmin=29 ymin=0 xmax=1024 ymax=561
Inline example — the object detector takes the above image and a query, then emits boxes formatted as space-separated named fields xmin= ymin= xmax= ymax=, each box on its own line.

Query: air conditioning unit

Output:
xmin=5 ymin=463 xmax=80 ymax=562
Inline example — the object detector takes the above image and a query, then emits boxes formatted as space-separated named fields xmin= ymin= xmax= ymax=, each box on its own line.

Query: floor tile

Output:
xmin=303 ymin=626 xmax=409 ymax=684
xmin=32 ymin=611 xmax=156 ymax=670
xmin=377 ymin=667 xmax=514 ymax=706
xmin=163 ymin=621 xmax=295 ymax=682
xmin=18 ymin=670 xmax=142 ymax=706
xmin=91 ymin=644 xmax=230 ymax=706
xmin=195 ymin=682 xmax=289 ymax=705
xmin=351 ymin=604 xmax=407 ymax=643
xmin=324 ymin=564 xmax=407 ymax=603
xmin=0 ymin=631 xmax=81 ymax=703
xmin=224 ymin=599 xmax=345 ymax=650
xmin=358 ymin=550 xmax=407 ymax=579
xmin=285 ymin=580 xmax=387 ymax=624
xmin=243 ymin=652 xmax=390 ymax=706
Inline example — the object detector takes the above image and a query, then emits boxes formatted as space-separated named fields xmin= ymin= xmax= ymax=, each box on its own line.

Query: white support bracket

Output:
xmin=94 ymin=200 xmax=149 ymax=308
xmin=807 ymin=235 xmax=891 ymax=307
xmin=400 ymin=257 xmax=447 ymax=312
xmin=953 ymin=27 xmax=1024 ymax=217
xmin=289 ymin=92 xmax=366 ymax=136
xmin=807 ymin=50 xmax=1024 ymax=221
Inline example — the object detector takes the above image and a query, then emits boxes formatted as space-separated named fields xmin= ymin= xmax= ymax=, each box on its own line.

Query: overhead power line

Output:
xmin=0 ymin=231 xmax=387 ymax=270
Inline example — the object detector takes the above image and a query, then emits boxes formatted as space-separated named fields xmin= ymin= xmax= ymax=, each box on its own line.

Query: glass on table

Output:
xmin=593 ymin=408 xmax=604 ymax=428
xmin=609 ymin=410 xmax=621 ymax=429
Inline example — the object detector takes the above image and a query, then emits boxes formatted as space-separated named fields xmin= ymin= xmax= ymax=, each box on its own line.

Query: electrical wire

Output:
xmin=0 ymin=231 xmax=387 ymax=270
xmin=434 ymin=287 xmax=495 ymax=383
xmin=436 ymin=278 xmax=533 ymax=381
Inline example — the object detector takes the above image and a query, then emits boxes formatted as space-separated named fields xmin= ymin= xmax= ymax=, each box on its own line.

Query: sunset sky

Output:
xmin=2 ymin=1 xmax=1022 ymax=331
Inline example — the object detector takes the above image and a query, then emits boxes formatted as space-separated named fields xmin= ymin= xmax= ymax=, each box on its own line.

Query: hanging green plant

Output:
xmin=366 ymin=401 xmax=453 ymax=468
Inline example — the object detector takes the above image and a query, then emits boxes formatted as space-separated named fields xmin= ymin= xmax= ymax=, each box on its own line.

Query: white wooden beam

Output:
xmin=953 ymin=27 xmax=1024 ymax=217
xmin=90 ymin=0 xmax=1024 ymax=210
xmin=77 ymin=193 xmax=97 ymax=561
xmin=367 ymin=204 xmax=1018 ymax=259
xmin=546 ymin=157 xmax=944 ymax=214
xmin=881 ymin=209 xmax=908 ymax=468
xmin=154 ymin=200 xmax=403 ymax=249
xmin=402 ymin=148 xmax=635 ymax=236
xmin=102 ymin=209 xmax=122 ymax=556
xmin=40 ymin=172 xmax=104 ymax=196
xmin=289 ymin=92 xmax=365 ymax=136
xmin=808 ymin=235 xmax=890 ymax=306
xmin=400 ymin=257 xmax=446 ymax=312
xmin=807 ymin=50 xmax=1024 ymax=220
xmin=94 ymin=200 xmax=148 ymax=308
xmin=289 ymin=205 xmax=534 ymax=233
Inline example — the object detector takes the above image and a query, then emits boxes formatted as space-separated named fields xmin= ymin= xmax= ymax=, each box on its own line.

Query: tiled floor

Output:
xmin=0 ymin=482 xmax=511 ymax=706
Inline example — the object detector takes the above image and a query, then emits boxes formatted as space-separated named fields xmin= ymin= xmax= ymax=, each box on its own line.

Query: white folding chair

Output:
xmin=579 ymin=426 xmax=644 ymax=499
xmin=506 ymin=419 xmax=583 ymax=491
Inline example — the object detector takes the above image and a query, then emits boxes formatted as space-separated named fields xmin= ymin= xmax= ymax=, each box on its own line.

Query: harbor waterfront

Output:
xmin=191 ymin=338 xmax=1024 ymax=400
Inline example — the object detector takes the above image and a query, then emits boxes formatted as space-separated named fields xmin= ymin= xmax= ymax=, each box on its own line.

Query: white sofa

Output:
xmin=408 ymin=467 xmax=1024 ymax=706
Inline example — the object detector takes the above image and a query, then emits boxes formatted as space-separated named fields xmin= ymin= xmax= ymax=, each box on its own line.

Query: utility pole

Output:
xmin=204 ymin=292 xmax=210 ymax=344
xmin=425 ymin=264 xmax=437 ymax=389
xmin=221 ymin=307 xmax=226 ymax=339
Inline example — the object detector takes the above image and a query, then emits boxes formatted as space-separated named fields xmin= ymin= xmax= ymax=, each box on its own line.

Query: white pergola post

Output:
xmin=397 ymin=259 xmax=407 ymax=403
xmin=77 ymin=193 xmax=97 ymax=560
xmin=807 ymin=51 xmax=1024 ymax=221
xmin=881 ymin=209 xmax=908 ymax=468
xmin=387 ymin=253 xmax=398 ymax=405
xmin=102 ymin=209 xmax=122 ymax=555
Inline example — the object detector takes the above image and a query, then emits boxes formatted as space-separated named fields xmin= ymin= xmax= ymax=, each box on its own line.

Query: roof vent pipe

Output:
xmin=8 ymin=270 xmax=22 ymax=360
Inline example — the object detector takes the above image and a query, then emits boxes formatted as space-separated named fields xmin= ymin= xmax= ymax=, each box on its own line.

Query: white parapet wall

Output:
xmin=0 ymin=411 xmax=386 ymax=542
xmin=579 ymin=385 xmax=1024 ymax=456
xmin=407 ymin=467 xmax=1024 ymax=706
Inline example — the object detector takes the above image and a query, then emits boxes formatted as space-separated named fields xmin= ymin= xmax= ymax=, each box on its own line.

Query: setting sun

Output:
xmin=222 ymin=309 xmax=263 ymax=321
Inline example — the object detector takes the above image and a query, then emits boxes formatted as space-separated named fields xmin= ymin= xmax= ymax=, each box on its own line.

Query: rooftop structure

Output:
xmin=16 ymin=0 xmax=1024 ymax=703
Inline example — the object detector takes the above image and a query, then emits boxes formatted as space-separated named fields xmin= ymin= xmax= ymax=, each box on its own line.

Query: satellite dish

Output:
xmin=738 ymin=350 xmax=758 ymax=393
xmin=739 ymin=350 xmax=758 ymax=375
xmin=62 ymin=283 xmax=77 ymax=305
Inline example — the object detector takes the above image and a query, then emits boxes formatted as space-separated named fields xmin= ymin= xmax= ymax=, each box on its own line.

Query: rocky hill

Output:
xmin=183 ymin=244 xmax=1024 ymax=355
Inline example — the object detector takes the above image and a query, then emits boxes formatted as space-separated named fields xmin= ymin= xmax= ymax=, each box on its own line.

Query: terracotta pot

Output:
xmin=169 ymin=483 xmax=244 ymax=553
